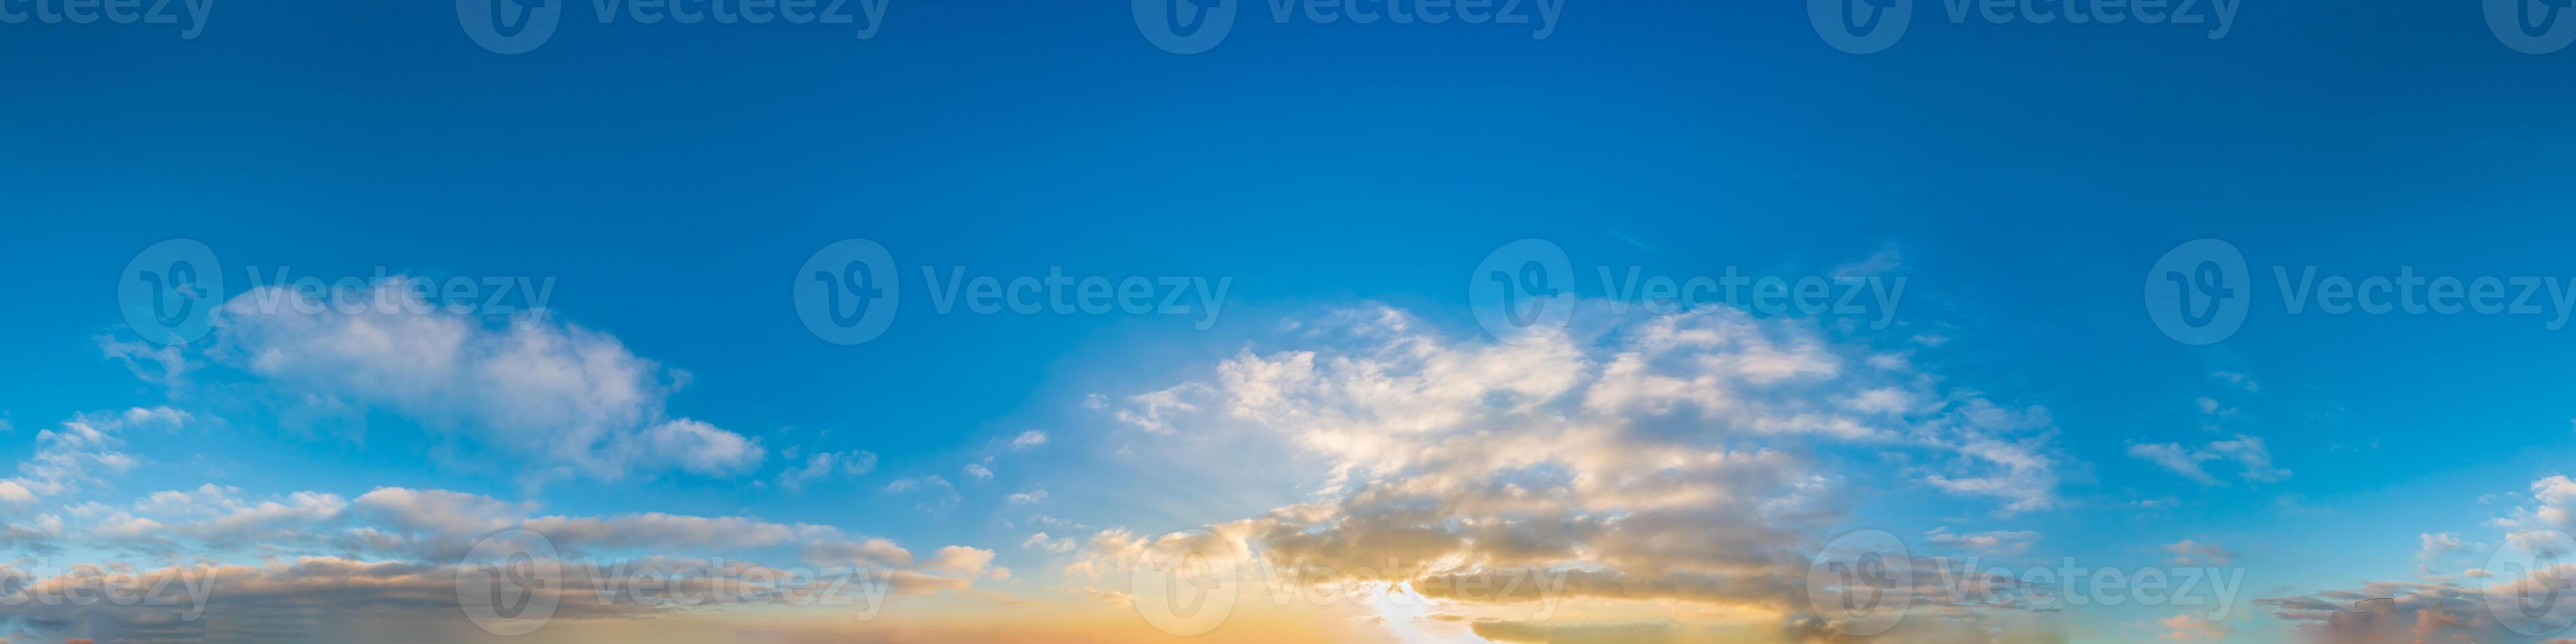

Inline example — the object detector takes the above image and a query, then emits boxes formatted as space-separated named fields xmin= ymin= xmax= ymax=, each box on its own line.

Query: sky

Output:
xmin=6 ymin=0 xmax=2576 ymax=642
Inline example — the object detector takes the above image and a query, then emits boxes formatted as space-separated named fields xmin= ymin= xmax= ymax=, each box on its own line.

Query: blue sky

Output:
xmin=6 ymin=0 xmax=2576 ymax=642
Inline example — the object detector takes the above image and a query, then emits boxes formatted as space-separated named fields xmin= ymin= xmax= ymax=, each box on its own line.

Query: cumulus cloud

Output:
xmin=926 ymin=545 xmax=996 ymax=576
xmin=196 ymin=280 xmax=762 ymax=480
xmin=1072 ymin=304 xmax=2076 ymax=637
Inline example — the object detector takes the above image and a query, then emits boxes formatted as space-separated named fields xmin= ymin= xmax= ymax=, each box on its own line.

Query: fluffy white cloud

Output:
xmin=926 ymin=545 xmax=995 ymax=576
xmin=202 ymin=281 xmax=762 ymax=480
xmin=1074 ymin=304 xmax=2076 ymax=633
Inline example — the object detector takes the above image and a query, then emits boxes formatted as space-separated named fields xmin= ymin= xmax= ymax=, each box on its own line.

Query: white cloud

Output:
xmin=200 ymin=281 xmax=762 ymax=480
xmin=776 ymin=450 xmax=876 ymax=492
xmin=0 ymin=407 xmax=183 ymax=507
xmin=1011 ymin=430 xmax=1048 ymax=448
xmin=926 ymin=545 xmax=995 ymax=576
xmin=885 ymin=476 xmax=961 ymax=511
xmin=2129 ymin=435 xmax=2287 ymax=485
xmin=1021 ymin=532 xmax=1074 ymax=553
xmin=1068 ymin=303 xmax=2077 ymax=620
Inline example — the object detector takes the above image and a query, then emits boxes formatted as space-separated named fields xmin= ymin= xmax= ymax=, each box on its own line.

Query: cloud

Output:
xmin=2157 ymin=613 xmax=2230 ymax=641
xmin=926 ymin=545 xmax=995 ymax=576
xmin=2128 ymin=443 xmax=2217 ymax=485
xmin=1069 ymin=303 xmax=2076 ymax=632
xmin=2129 ymin=436 xmax=2288 ymax=485
xmin=1006 ymin=490 xmax=1048 ymax=505
xmin=1926 ymin=527 xmax=2040 ymax=555
xmin=885 ymin=476 xmax=961 ymax=511
xmin=2209 ymin=371 xmax=2259 ymax=392
xmin=196 ymin=280 xmax=762 ymax=480
xmin=2420 ymin=532 xmax=2469 ymax=560
xmin=1021 ymin=532 xmax=1074 ymax=553
xmin=1010 ymin=430 xmax=1047 ymax=448
xmin=2164 ymin=540 xmax=2236 ymax=566
xmin=776 ymin=450 xmax=877 ymax=493
xmin=0 ymin=407 xmax=183 ymax=509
